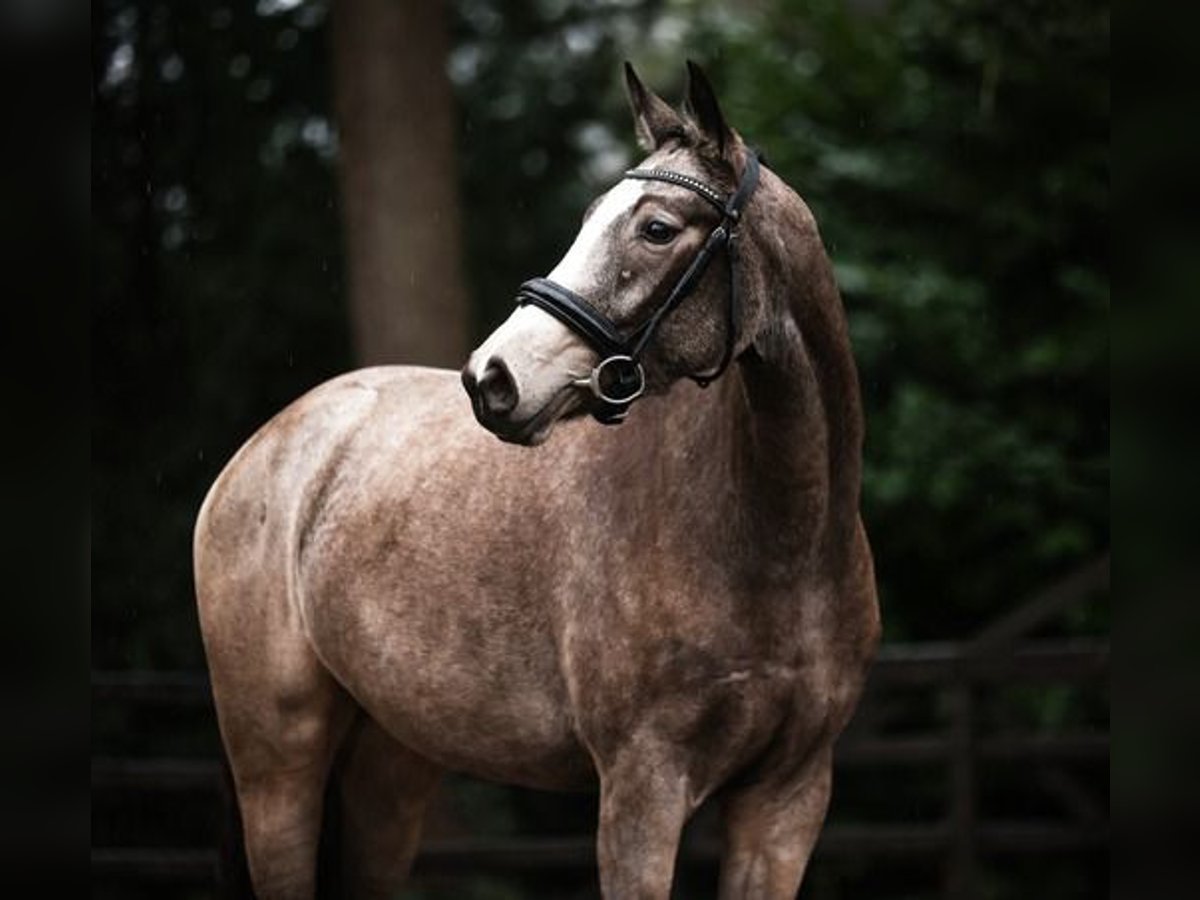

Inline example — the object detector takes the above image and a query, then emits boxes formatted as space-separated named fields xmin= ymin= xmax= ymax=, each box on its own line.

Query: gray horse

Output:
xmin=195 ymin=62 xmax=879 ymax=899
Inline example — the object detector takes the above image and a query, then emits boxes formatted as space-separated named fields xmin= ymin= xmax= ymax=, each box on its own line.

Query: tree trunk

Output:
xmin=333 ymin=0 xmax=469 ymax=367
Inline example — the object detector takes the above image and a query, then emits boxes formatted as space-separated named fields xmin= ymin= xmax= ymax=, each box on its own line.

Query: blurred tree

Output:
xmin=335 ymin=0 xmax=468 ymax=366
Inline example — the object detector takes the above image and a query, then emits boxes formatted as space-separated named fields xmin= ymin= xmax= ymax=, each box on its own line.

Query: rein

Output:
xmin=515 ymin=151 xmax=763 ymax=425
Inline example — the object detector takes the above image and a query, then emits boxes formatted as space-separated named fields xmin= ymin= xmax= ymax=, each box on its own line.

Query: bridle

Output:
xmin=515 ymin=151 xmax=763 ymax=425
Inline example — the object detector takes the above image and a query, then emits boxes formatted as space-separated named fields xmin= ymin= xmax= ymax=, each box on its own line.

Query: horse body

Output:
xmin=196 ymin=63 xmax=879 ymax=899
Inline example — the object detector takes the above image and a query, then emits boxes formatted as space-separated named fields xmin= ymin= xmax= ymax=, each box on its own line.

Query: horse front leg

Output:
xmin=718 ymin=749 xmax=833 ymax=900
xmin=595 ymin=744 xmax=691 ymax=900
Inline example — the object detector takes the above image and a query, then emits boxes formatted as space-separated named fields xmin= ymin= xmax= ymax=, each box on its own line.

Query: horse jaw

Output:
xmin=500 ymin=384 xmax=584 ymax=446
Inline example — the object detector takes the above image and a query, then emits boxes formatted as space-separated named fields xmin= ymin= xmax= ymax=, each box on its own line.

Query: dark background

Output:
xmin=92 ymin=1 xmax=1109 ymax=897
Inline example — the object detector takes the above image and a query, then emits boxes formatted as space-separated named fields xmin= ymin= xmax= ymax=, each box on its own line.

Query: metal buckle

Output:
xmin=577 ymin=355 xmax=645 ymax=405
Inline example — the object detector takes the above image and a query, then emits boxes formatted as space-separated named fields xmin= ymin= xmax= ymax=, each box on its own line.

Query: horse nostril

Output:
xmin=478 ymin=359 xmax=518 ymax=417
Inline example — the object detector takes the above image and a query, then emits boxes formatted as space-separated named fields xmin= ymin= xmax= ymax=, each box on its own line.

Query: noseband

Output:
xmin=515 ymin=152 xmax=763 ymax=425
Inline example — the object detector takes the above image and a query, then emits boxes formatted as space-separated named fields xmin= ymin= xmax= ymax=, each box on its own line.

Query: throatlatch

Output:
xmin=515 ymin=151 xmax=763 ymax=425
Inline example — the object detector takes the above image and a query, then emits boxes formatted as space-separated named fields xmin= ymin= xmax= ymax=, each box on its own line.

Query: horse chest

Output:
xmin=555 ymin=568 xmax=858 ymax=771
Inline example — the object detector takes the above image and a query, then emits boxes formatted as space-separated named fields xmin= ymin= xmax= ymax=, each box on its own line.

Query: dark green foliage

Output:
xmin=449 ymin=0 xmax=669 ymax=336
xmin=684 ymin=0 xmax=1109 ymax=639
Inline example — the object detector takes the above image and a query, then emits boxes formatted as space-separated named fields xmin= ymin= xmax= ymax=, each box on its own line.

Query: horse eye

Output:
xmin=641 ymin=219 xmax=679 ymax=245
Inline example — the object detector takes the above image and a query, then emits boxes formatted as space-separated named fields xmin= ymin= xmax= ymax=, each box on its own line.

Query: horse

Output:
xmin=194 ymin=61 xmax=880 ymax=900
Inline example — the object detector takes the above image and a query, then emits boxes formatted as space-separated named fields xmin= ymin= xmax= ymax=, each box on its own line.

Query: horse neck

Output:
xmin=586 ymin=182 xmax=862 ymax=586
xmin=720 ymin=202 xmax=864 ymax=582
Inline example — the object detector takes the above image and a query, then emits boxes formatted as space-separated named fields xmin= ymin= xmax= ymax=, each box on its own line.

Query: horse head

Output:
xmin=463 ymin=61 xmax=772 ymax=445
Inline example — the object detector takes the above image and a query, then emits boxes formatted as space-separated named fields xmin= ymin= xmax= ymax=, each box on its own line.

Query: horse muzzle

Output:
xmin=461 ymin=358 xmax=584 ymax=446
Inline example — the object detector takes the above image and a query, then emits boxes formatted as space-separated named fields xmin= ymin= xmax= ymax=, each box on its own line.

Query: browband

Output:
xmin=623 ymin=168 xmax=726 ymax=213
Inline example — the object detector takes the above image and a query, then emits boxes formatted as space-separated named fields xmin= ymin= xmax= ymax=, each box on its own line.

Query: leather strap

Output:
xmin=634 ymin=152 xmax=761 ymax=387
xmin=516 ymin=278 xmax=628 ymax=359
xmin=623 ymin=168 xmax=726 ymax=213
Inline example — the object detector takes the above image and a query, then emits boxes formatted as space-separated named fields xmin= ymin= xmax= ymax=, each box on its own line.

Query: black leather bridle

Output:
xmin=515 ymin=151 xmax=763 ymax=425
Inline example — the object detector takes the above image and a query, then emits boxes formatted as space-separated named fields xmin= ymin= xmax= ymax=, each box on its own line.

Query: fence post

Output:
xmin=944 ymin=679 xmax=977 ymax=899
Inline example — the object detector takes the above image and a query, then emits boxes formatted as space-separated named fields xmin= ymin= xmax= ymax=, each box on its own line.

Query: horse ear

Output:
xmin=624 ymin=61 xmax=684 ymax=151
xmin=684 ymin=60 xmax=734 ymax=158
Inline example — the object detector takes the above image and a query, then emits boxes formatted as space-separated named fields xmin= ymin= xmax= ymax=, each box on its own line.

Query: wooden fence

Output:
xmin=92 ymin=558 xmax=1108 ymax=897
